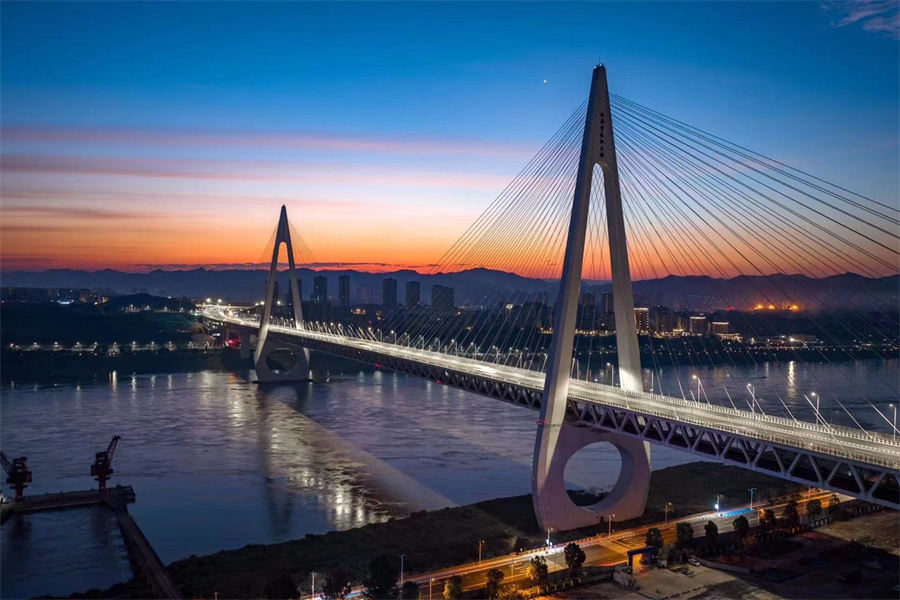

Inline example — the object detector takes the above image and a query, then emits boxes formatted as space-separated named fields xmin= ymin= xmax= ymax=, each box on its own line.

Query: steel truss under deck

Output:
xmin=254 ymin=326 xmax=900 ymax=510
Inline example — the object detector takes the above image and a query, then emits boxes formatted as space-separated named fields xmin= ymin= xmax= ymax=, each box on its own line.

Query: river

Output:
xmin=1 ymin=357 xmax=896 ymax=598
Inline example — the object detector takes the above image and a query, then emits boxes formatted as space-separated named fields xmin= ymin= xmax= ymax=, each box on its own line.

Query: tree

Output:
xmin=497 ymin=588 xmax=526 ymax=600
xmin=264 ymin=572 xmax=297 ymax=600
xmin=443 ymin=575 xmax=463 ymax=600
xmin=676 ymin=522 xmax=694 ymax=549
xmin=807 ymin=498 xmax=823 ymax=520
xmin=645 ymin=527 xmax=663 ymax=550
xmin=828 ymin=493 xmax=841 ymax=514
xmin=563 ymin=542 xmax=586 ymax=577
xmin=401 ymin=581 xmax=420 ymax=600
xmin=760 ymin=508 xmax=777 ymax=531
xmin=732 ymin=515 xmax=750 ymax=544
xmin=485 ymin=568 xmax=505 ymax=599
xmin=322 ymin=567 xmax=352 ymax=600
xmin=363 ymin=555 xmax=398 ymax=600
xmin=526 ymin=555 xmax=548 ymax=588
xmin=783 ymin=499 xmax=799 ymax=527
xmin=704 ymin=520 xmax=718 ymax=546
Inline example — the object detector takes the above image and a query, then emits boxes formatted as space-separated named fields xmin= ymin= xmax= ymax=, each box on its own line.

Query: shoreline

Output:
xmin=2 ymin=348 xmax=895 ymax=386
xmin=66 ymin=461 xmax=806 ymax=599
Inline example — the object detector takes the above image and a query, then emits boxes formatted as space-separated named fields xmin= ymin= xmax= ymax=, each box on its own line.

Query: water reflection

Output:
xmin=1 ymin=358 xmax=896 ymax=597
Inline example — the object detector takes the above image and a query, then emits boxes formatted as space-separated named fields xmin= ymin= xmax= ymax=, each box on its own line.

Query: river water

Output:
xmin=1 ymin=358 xmax=896 ymax=598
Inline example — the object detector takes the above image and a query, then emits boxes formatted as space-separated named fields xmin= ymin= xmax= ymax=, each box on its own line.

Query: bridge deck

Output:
xmin=215 ymin=312 xmax=900 ymax=473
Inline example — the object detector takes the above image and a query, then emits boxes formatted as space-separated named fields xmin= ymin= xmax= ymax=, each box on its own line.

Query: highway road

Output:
xmin=294 ymin=490 xmax=842 ymax=599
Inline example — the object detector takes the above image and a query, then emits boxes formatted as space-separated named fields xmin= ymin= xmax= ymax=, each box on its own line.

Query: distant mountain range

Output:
xmin=1 ymin=267 xmax=896 ymax=311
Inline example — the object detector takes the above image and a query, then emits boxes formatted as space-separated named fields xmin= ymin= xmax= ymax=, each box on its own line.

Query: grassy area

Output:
xmin=71 ymin=461 xmax=803 ymax=599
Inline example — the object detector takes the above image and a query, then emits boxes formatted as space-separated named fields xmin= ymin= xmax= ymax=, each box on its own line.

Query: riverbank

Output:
xmin=0 ymin=348 xmax=375 ymax=384
xmin=70 ymin=462 xmax=803 ymax=599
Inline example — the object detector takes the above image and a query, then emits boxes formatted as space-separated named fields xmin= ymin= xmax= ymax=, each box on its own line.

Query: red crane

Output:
xmin=1 ymin=451 xmax=33 ymax=501
xmin=91 ymin=435 xmax=121 ymax=493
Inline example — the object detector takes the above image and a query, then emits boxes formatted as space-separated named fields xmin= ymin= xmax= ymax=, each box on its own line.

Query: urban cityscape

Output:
xmin=1 ymin=3 xmax=898 ymax=600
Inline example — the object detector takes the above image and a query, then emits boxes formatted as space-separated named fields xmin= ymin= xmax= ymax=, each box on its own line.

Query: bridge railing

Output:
xmin=210 ymin=312 xmax=900 ymax=468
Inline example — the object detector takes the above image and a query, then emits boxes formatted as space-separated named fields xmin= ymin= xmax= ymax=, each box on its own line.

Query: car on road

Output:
xmin=687 ymin=557 xmax=701 ymax=567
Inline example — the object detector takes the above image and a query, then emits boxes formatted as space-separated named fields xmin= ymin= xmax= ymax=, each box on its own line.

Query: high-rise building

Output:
xmin=405 ymin=281 xmax=420 ymax=308
xmin=655 ymin=310 xmax=675 ymax=333
xmin=688 ymin=315 xmax=707 ymax=335
xmin=431 ymin=284 xmax=455 ymax=314
xmin=338 ymin=275 xmax=350 ymax=306
xmin=312 ymin=276 xmax=328 ymax=304
xmin=634 ymin=307 xmax=650 ymax=333
xmin=382 ymin=278 xmax=398 ymax=307
xmin=601 ymin=293 xmax=614 ymax=313
xmin=710 ymin=321 xmax=729 ymax=335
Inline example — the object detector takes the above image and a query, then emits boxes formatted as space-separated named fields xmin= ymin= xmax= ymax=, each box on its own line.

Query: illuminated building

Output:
xmin=710 ymin=321 xmax=729 ymax=335
xmin=382 ymin=278 xmax=398 ymax=307
xmin=338 ymin=275 xmax=350 ymax=306
xmin=431 ymin=284 xmax=455 ymax=314
xmin=312 ymin=276 xmax=328 ymax=304
xmin=688 ymin=315 xmax=707 ymax=335
xmin=634 ymin=307 xmax=650 ymax=333
xmin=405 ymin=281 xmax=420 ymax=308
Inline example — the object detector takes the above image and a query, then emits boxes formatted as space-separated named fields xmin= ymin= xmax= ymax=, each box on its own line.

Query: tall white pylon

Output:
xmin=531 ymin=65 xmax=650 ymax=532
xmin=254 ymin=205 xmax=311 ymax=382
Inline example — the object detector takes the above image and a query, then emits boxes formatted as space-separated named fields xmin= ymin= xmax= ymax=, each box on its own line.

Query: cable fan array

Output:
xmin=260 ymin=93 xmax=898 ymax=436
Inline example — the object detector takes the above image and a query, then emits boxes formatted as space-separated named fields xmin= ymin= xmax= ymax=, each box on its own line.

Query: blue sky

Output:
xmin=1 ymin=1 xmax=897 ymax=270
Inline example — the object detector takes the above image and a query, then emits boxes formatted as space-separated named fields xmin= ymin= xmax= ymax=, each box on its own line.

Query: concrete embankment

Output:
xmin=106 ymin=496 xmax=183 ymax=599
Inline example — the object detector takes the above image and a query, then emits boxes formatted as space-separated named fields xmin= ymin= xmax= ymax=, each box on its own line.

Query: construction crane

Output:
xmin=1 ymin=451 xmax=33 ymax=501
xmin=91 ymin=435 xmax=121 ymax=493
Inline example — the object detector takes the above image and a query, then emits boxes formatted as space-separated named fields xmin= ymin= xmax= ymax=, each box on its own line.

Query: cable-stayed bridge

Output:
xmin=203 ymin=65 xmax=899 ymax=532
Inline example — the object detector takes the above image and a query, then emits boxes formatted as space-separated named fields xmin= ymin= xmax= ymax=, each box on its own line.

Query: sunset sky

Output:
xmin=1 ymin=2 xmax=897 ymax=273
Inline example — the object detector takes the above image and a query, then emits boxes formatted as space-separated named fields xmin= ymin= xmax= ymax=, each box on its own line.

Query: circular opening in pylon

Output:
xmin=265 ymin=348 xmax=299 ymax=374
xmin=564 ymin=442 xmax=622 ymax=507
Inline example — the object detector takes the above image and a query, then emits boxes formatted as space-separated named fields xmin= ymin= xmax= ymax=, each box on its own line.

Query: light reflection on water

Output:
xmin=1 ymin=358 xmax=896 ymax=598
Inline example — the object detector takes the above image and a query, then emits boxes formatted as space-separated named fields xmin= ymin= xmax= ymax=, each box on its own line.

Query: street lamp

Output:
xmin=811 ymin=392 xmax=819 ymax=425
xmin=714 ymin=493 xmax=722 ymax=515
xmin=891 ymin=403 xmax=897 ymax=442
xmin=608 ymin=513 xmax=615 ymax=536
xmin=664 ymin=501 xmax=673 ymax=524
xmin=478 ymin=539 xmax=485 ymax=562
xmin=429 ymin=578 xmax=434 ymax=600
xmin=749 ymin=487 xmax=757 ymax=510
xmin=746 ymin=383 xmax=756 ymax=413
xmin=399 ymin=554 xmax=405 ymax=588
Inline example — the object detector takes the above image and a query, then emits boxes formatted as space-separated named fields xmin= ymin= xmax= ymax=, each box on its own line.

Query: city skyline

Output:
xmin=1 ymin=2 xmax=897 ymax=274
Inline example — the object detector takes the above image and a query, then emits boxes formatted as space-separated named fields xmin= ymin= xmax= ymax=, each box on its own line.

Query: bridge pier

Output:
xmin=254 ymin=338 xmax=311 ymax=383
xmin=253 ymin=205 xmax=311 ymax=383
xmin=533 ymin=65 xmax=650 ymax=533
xmin=534 ymin=424 xmax=649 ymax=531
xmin=239 ymin=331 xmax=253 ymax=360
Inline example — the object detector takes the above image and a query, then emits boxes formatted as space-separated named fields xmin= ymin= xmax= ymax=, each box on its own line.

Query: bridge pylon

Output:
xmin=254 ymin=205 xmax=311 ymax=383
xmin=532 ymin=65 xmax=650 ymax=532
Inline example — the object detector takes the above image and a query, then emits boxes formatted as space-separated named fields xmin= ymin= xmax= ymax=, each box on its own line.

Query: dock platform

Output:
xmin=2 ymin=485 xmax=182 ymax=598
xmin=0 ymin=485 xmax=135 ymax=522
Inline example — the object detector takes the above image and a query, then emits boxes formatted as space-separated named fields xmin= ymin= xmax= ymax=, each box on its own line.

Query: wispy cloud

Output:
xmin=130 ymin=261 xmax=440 ymax=272
xmin=821 ymin=0 xmax=899 ymax=38
xmin=0 ymin=153 xmax=508 ymax=190
xmin=1 ymin=125 xmax=529 ymax=158
xmin=1 ymin=205 xmax=167 ymax=220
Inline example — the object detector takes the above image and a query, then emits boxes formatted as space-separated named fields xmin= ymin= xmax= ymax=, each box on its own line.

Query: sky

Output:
xmin=1 ymin=1 xmax=897 ymax=274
